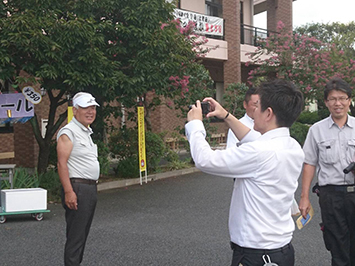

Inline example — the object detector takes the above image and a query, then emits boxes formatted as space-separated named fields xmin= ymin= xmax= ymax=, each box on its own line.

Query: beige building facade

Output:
xmin=148 ymin=0 xmax=295 ymax=140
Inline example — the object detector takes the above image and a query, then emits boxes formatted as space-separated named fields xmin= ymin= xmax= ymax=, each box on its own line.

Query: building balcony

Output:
xmin=241 ymin=24 xmax=272 ymax=46
xmin=240 ymin=24 xmax=276 ymax=63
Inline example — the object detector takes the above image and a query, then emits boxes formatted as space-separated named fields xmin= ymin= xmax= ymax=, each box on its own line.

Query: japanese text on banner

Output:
xmin=173 ymin=8 xmax=224 ymax=37
xmin=138 ymin=106 xmax=147 ymax=172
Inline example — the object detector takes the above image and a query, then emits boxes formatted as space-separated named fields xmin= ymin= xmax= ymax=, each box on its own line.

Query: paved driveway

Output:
xmin=0 ymin=172 xmax=330 ymax=265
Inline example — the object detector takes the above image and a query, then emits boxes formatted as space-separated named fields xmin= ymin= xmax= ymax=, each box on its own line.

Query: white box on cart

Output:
xmin=1 ymin=188 xmax=47 ymax=212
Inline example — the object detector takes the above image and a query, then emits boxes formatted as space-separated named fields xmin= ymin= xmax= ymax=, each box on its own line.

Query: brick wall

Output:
xmin=13 ymin=122 xmax=37 ymax=168
xmin=223 ymin=0 xmax=241 ymax=88
xmin=203 ymin=60 xmax=224 ymax=83
xmin=0 ymin=133 xmax=15 ymax=164
xmin=149 ymin=98 xmax=186 ymax=137
xmin=0 ymin=133 xmax=14 ymax=153
xmin=267 ymin=0 xmax=293 ymax=32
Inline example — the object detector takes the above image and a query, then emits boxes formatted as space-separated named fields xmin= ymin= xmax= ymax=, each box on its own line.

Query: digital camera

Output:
xmin=189 ymin=102 xmax=210 ymax=115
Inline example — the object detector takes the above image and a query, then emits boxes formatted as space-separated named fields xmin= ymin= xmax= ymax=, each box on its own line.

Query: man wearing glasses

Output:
xmin=299 ymin=77 xmax=355 ymax=266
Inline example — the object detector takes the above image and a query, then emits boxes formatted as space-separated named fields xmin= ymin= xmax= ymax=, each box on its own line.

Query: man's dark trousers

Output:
xmin=319 ymin=186 xmax=355 ymax=266
xmin=230 ymin=242 xmax=294 ymax=266
xmin=62 ymin=181 xmax=97 ymax=266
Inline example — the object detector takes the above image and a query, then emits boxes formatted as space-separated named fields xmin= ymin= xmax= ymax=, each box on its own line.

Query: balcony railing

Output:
xmin=241 ymin=24 xmax=277 ymax=46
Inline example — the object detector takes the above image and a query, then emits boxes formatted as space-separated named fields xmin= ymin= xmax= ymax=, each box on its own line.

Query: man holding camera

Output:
xmin=186 ymin=79 xmax=304 ymax=266
xmin=299 ymin=77 xmax=355 ymax=266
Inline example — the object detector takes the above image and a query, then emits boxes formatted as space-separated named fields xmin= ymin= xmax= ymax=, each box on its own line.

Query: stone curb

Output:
xmin=97 ymin=167 xmax=200 ymax=192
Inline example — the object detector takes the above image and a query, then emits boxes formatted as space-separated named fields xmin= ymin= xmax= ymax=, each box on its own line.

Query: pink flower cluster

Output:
xmin=246 ymin=21 xmax=355 ymax=100
xmin=169 ymin=75 xmax=190 ymax=97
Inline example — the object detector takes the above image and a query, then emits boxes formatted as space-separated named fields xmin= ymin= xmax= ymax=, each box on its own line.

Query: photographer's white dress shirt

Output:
xmin=185 ymin=120 xmax=304 ymax=249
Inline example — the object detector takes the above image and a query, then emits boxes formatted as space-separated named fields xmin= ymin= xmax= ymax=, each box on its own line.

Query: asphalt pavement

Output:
xmin=0 ymin=171 xmax=331 ymax=265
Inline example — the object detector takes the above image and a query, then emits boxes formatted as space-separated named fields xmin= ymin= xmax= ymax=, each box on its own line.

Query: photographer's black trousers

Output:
xmin=319 ymin=185 xmax=355 ymax=266
xmin=230 ymin=242 xmax=294 ymax=266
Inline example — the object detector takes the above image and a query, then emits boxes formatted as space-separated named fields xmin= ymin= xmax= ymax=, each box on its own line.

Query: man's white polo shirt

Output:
xmin=57 ymin=117 xmax=100 ymax=181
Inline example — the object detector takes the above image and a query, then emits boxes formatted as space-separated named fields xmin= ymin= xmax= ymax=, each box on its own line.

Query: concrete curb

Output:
xmin=97 ymin=167 xmax=200 ymax=192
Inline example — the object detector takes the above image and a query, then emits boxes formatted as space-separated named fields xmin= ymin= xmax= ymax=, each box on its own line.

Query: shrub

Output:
xmin=109 ymin=127 xmax=166 ymax=178
xmin=317 ymin=108 xmax=330 ymax=120
xmin=113 ymin=157 xmax=137 ymax=179
xmin=165 ymin=158 xmax=192 ymax=171
xmin=297 ymin=111 xmax=319 ymax=125
xmin=223 ymin=82 xmax=249 ymax=118
xmin=38 ymin=169 xmax=62 ymax=202
xmin=48 ymin=140 xmax=58 ymax=169
xmin=1 ymin=167 xmax=39 ymax=189
xmin=96 ymin=140 xmax=111 ymax=176
xmin=290 ymin=122 xmax=310 ymax=146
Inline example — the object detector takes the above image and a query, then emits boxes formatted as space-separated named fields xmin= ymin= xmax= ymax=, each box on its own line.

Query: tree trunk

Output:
xmin=144 ymin=100 xmax=152 ymax=131
xmin=29 ymin=90 xmax=68 ymax=174
xmin=37 ymin=143 xmax=51 ymax=174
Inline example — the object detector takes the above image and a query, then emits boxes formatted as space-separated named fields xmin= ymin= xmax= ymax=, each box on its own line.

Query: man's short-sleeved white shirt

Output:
xmin=185 ymin=120 xmax=304 ymax=249
xmin=57 ymin=117 xmax=100 ymax=181
xmin=226 ymin=113 xmax=261 ymax=149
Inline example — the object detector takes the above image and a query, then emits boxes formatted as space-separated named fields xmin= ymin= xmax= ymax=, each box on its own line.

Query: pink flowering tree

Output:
xmin=247 ymin=21 xmax=355 ymax=115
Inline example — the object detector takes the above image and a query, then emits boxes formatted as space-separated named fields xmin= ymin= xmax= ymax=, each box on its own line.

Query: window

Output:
xmin=41 ymin=119 xmax=48 ymax=138
xmin=208 ymin=82 xmax=225 ymax=123
xmin=0 ymin=123 xmax=13 ymax=133
xmin=205 ymin=0 xmax=223 ymax=18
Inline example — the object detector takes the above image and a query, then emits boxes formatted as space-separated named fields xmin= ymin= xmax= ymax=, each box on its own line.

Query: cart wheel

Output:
xmin=35 ymin=213 xmax=44 ymax=221
xmin=0 ymin=216 xmax=6 ymax=224
xmin=31 ymin=213 xmax=36 ymax=218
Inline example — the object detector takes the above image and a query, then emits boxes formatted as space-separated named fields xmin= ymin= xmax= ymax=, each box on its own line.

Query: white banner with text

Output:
xmin=174 ymin=9 xmax=224 ymax=37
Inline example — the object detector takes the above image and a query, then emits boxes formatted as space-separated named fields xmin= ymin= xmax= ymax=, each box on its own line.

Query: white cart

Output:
xmin=0 ymin=166 xmax=50 ymax=223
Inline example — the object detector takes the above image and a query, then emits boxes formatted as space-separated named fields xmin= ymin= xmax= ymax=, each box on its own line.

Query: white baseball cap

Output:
xmin=72 ymin=92 xmax=100 ymax=108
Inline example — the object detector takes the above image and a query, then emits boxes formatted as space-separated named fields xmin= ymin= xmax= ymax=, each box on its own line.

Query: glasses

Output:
xmin=327 ymin=97 xmax=350 ymax=104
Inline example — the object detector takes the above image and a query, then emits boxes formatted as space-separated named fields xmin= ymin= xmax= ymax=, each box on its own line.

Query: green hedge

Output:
xmin=109 ymin=127 xmax=166 ymax=178
xmin=290 ymin=122 xmax=310 ymax=146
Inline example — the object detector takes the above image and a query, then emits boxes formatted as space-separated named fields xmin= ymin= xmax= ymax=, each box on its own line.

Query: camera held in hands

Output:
xmin=343 ymin=162 xmax=355 ymax=174
xmin=189 ymin=101 xmax=210 ymax=115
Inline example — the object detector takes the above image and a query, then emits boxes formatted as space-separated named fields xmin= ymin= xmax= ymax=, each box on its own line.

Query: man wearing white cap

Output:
xmin=57 ymin=92 xmax=100 ymax=266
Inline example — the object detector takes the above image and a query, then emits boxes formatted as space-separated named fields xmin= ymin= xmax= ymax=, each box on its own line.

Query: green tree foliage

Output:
xmin=109 ymin=127 xmax=166 ymax=177
xmin=0 ymin=0 xmax=212 ymax=173
xmin=294 ymin=22 xmax=355 ymax=59
xmin=247 ymin=21 xmax=355 ymax=116
xmin=222 ymin=83 xmax=249 ymax=119
xmin=290 ymin=122 xmax=309 ymax=147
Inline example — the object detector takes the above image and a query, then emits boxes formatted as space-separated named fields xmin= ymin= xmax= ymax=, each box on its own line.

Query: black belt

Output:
xmin=230 ymin=242 xmax=291 ymax=254
xmin=70 ymin=178 xmax=98 ymax=185
xmin=320 ymin=185 xmax=355 ymax=193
